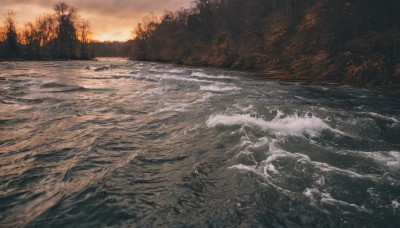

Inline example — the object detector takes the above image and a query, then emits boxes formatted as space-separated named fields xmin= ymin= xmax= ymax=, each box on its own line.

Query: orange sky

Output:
xmin=0 ymin=0 xmax=191 ymax=41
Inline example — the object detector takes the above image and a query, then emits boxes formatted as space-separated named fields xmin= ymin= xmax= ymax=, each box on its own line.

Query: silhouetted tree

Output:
xmin=22 ymin=22 xmax=37 ymax=57
xmin=54 ymin=2 xmax=78 ymax=58
xmin=21 ymin=15 xmax=56 ymax=58
xmin=2 ymin=11 xmax=19 ymax=58
xmin=77 ymin=19 xmax=92 ymax=59
xmin=1 ymin=2 xmax=105 ymax=60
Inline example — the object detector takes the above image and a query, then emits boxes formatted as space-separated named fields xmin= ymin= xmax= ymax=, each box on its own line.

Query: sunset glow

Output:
xmin=0 ymin=0 xmax=191 ymax=41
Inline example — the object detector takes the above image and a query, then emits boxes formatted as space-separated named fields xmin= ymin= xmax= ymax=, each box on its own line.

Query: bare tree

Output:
xmin=54 ymin=2 xmax=78 ymax=58
xmin=22 ymin=22 xmax=37 ymax=57
xmin=77 ymin=19 xmax=92 ymax=58
xmin=21 ymin=14 xmax=56 ymax=58
xmin=2 ymin=2 xmax=94 ymax=60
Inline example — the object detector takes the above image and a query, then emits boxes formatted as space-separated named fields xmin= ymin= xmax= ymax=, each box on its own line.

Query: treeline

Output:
xmin=131 ymin=0 xmax=400 ymax=86
xmin=0 ymin=2 xmax=92 ymax=60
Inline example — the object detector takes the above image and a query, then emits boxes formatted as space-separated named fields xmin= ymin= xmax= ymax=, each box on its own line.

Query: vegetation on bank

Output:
xmin=0 ymin=2 xmax=92 ymax=60
xmin=130 ymin=0 xmax=400 ymax=87
xmin=2 ymin=0 xmax=399 ymax=88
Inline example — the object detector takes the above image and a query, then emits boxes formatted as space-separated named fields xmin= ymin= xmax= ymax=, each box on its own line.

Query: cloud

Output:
xmin=0 ymin=0 xmax=192 ymax=41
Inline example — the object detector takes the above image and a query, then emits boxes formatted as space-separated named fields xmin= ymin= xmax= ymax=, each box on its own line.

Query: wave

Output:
xmin=113 ymin=73 xmax=213 ymax=83
xmin=194 ymin=92 xmax=215 ymax=103
xmin=304 ymin=188 xmax=371 ymax=213
xmin=167 ymin=69 xmax=185 ymax=73
xmin=230 ymin=136 xmax=382 ymax=214
xmin=152 ymin=92 xmax=215 ymax=114
xmin=361 ymin=112 xmax=400 ymax=123
xmin=149 ymin=68 xmax=185 ymax=73
xmin=154 ymin=101 xmax=191 ymax=113
xmin=364 ymin=151 xmax=400 ymax=171
xmin=86 ymin=65 xmax=111 ymax=71
xmin=331 ymin=149 xmax=400 ymax=172
xmin=113 ymin=73 xmax=158 ymax=81
xmin=191 ymin=71 xmax=237 ymax=79
xmin=39 ymin=63 xmax=60 ymax=67
xmin=200 ymin=83 xmax=241 ymax=92
xmin=393 ymin=200 xmax=400 ymax=210
xmin=207 ymin=113 xmax=341 ymax=138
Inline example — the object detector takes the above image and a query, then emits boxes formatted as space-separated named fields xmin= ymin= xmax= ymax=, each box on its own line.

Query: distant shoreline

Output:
xmin=0 ymin=57 xmax=95 ymax=62
xmin=2 ymin=57 xmax=399 ymax=94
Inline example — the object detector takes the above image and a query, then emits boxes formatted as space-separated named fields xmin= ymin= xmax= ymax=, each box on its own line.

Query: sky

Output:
xmin=0 ymin=0 xmax=191 ymax=41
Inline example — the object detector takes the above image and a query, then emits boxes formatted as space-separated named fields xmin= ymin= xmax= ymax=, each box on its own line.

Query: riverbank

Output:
xmin=130 ymin=0 xmax=400 ymax=90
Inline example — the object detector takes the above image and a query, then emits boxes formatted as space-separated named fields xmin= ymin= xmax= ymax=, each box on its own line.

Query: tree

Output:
xmin=21 ymin=15 xmax=56 ymax=58
xmin=77 ymin=19 xmax=92 ymax=58
xmin=0 ymin=25 xmax=5 ymax=41
xmin=54 ymin=2 xmax=78 ymax=58
xmin=1 ymin=2 xmax=93 ymax=60
xmin=22 ymin=22 xmax=37 ymax=57
xmin=2 ymin=11 xmax=19 ymax=58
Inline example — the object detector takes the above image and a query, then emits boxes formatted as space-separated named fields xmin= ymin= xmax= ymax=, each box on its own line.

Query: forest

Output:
xmin=1 ymin=0 xmax=400 ymax=87
xmin=130 ymin=0 xmax=400 ymax=86
xmin=0 ymin=2 xmax=93 ymax=60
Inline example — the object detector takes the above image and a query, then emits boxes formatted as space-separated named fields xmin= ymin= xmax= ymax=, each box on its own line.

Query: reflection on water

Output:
xmin=0 ymin=58 xmax=400 ymax=227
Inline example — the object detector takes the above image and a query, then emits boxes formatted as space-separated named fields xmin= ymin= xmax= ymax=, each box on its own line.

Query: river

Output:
xmin=1 ymin=58 xmax=399 ymax=227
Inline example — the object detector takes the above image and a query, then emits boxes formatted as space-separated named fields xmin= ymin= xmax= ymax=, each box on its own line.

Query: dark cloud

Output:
xmin=0 ymin=0 xmax=191 ymax=41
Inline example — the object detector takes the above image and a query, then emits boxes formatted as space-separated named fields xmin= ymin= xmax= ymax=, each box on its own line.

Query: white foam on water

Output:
xmin=361 ymin=112 xmax=400 ymax=123
xmin=392 ymin=200 xmax=400 ymax=211
xmin=149 ymin=68 xmax=185 ymax=73
xmin=233 ymin=137 xmax=309 ymax=178
xmin=365 ymin=151 xmax=400 ymax=171
xmin=226 ymin=130 xmax=388 ymax=215
xmin=0 ymin=62 xmax=16 ymax=66
xmin=113 ymin=73 xmax=213 ymax=83
xmin=162 ymin=74 xmax=213 ymax=83
xmin=152 ymin=91 xmax=214 ymax=114
xmin=233 ymin=104 xmax=254 ymax=112
xmin=207 ymin=113 xmax=340 ymax=138
xmin=168 ymin=69 xmax=185 ymax=73
xmin=230 ymin=163 xmax=293 ymax=194
xmin=225 ymin=130 xmax=393 ymax=216
xmin=193 ymin=92 xmax=215 ymax=103
xmin=315 ymin=176 xmax=326 ymax=186
xmin=156 ymin=102 xmax=190 ymax=113
xmin=191 ymin=71 xmax=237 ymax=79
xmin=190 ymin=72 xmax=217 ymax=79
xmin=325 ymin=149 xmax=400 ymax=176
xmin=200 ymin=82 xmax=241 ymax=92
xmin=113 ymin=73 xmax=155 ymax=81
xmin=303 ymin=188 xmax=317 ymax=198
xmin=310 ymin=160 xmax=376 ymax=179
xmin=88 ymin=65 xmax=111 ymax=71
xmin=134 ymin=87 xmax=165 ymax=97
xmin=39 ymin=63 xmax=60 ymax=67
xmin=262 ymin=154 xmax=283 ymax=175
xmin=303 ymin=188 xmax=371 ymax=213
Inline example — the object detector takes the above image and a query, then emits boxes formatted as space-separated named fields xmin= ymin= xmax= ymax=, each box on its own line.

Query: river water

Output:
xmin=0 ymin=58 xmax=399 ymax=227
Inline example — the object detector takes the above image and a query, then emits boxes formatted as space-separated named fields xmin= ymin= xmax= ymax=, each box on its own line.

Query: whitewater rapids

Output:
xmin=0 ymin=58 xmax=399 ymax=227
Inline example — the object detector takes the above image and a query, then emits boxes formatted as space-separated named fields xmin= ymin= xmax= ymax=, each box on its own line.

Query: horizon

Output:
xmin=0 ymin=0 xmax=191 ymax=42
